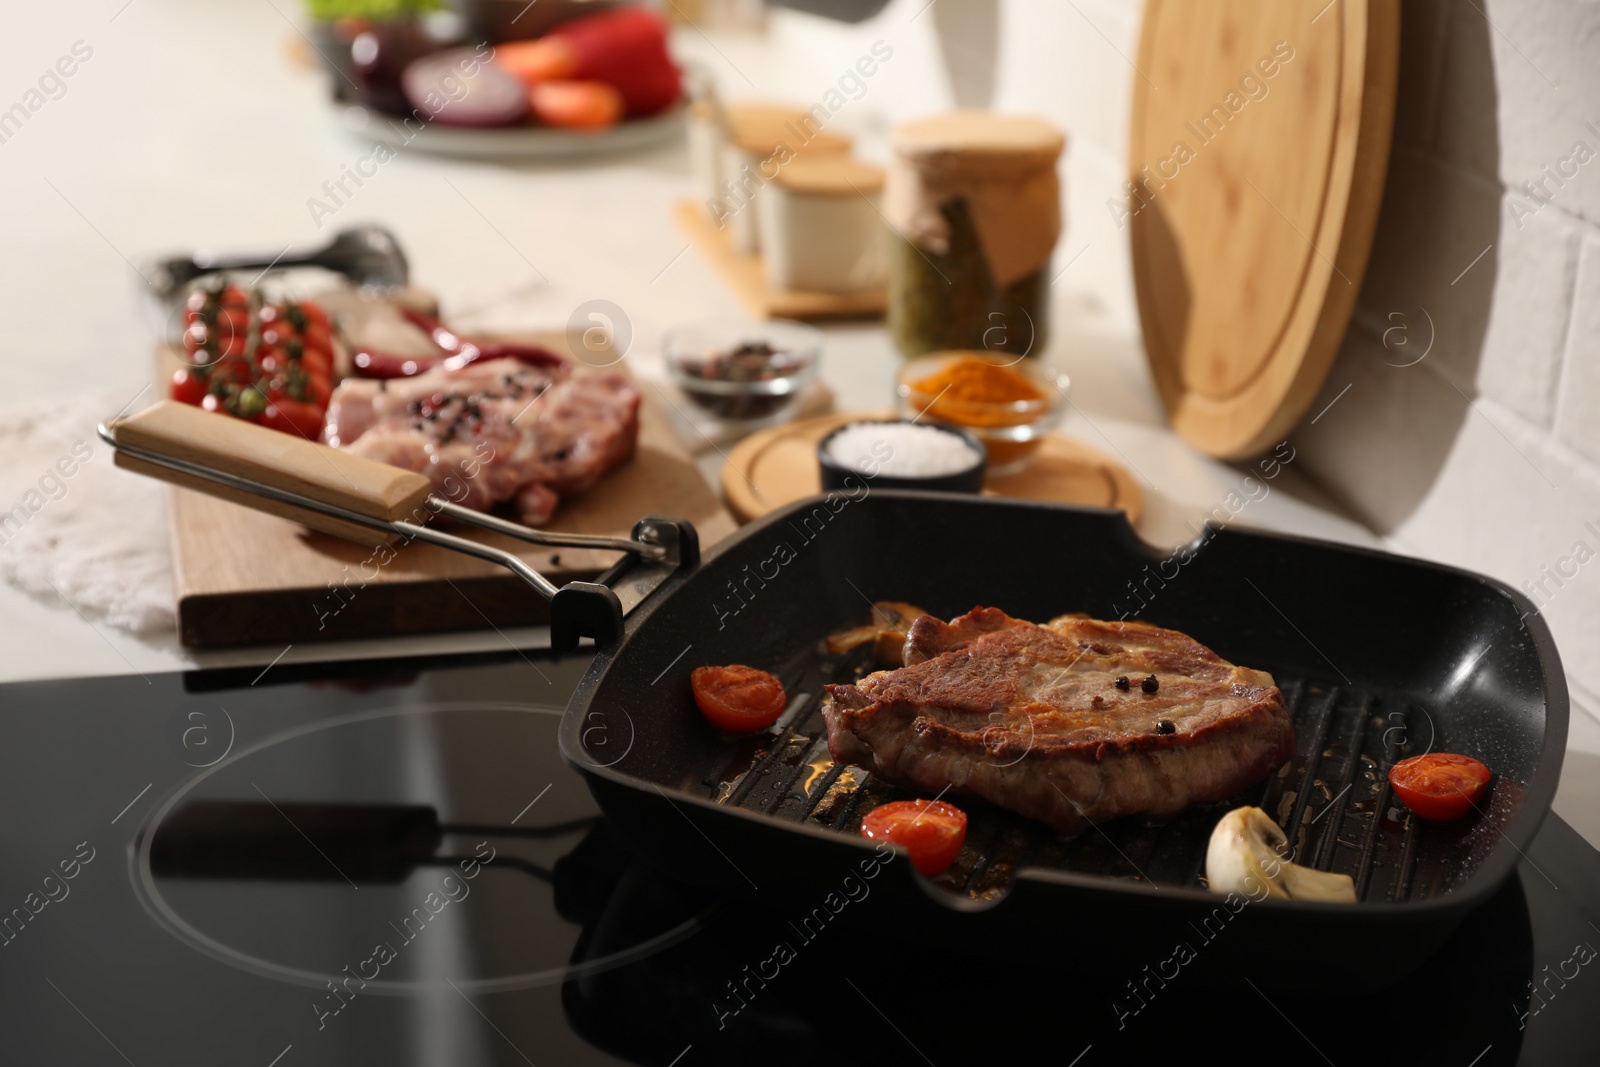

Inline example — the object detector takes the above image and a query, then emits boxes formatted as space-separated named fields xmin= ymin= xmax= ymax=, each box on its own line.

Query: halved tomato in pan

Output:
xmin=860 ymin=799 xmax=968 ymax=877
xmin=1388 ymin=753 xmax=1491 ymax=822
xmin=691 ymin=665 xmax=786 ymax=733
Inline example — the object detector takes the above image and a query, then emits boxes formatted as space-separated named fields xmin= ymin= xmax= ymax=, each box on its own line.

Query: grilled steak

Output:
xmin=323 ymin=357 xmax=639 ymax=525
xmin=823 ymin=608 xmax=1294 ymax=834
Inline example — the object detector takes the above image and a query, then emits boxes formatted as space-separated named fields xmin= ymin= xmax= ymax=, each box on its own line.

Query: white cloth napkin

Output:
xmin=0 ymin=388 xmax=175 ymax=634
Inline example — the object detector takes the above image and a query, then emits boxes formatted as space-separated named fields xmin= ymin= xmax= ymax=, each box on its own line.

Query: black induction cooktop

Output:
xmin=1 ymin=649 xmax=1596 ymax=1066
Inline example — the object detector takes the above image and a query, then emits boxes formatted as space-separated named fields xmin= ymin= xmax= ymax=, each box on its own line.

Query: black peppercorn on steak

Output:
xmin=822 ymin=608 xmax=1295 ymax=834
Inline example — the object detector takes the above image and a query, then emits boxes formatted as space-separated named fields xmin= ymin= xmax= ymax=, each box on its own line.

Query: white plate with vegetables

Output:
xmin=326 ymin=5 xmax=687 ymax=160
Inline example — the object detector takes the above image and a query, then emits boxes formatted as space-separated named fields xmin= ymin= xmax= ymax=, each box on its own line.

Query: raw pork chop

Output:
xmin=322 ymin=358 xmax=639 ymax=525
xmin=823 ymin=608 xmax=1294 ymax=834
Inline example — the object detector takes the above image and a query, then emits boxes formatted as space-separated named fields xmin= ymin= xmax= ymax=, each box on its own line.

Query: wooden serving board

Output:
xmin=1129 ymin=0 xmax=1398 ymax=458
xmin=157 ymin=334 xmax=736 ymax=648
xmin=720 ymin=411 xmax=1143 ymax=524
xmin=674 ymin=200 xmax=885 ymax=321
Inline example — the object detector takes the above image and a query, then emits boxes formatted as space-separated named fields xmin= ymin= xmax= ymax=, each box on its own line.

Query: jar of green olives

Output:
xmin=884 ymin=111 xmax=1065 ymax=359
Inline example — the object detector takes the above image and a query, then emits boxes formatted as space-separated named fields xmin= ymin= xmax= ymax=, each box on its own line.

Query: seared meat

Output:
xmin=823 ymin=608 xmax=1294 ymax=834
xmin=323 ymin=358 xmax=639 ymax=525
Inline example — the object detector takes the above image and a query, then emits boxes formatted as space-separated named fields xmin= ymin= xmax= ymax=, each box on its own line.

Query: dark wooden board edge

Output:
xmin=176 ymin=569 xmax=603 ymax=649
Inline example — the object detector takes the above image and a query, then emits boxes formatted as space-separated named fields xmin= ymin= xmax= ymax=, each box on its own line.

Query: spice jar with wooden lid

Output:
xmin=758 ymin=156 xmax=885 ymax=293
xmin=691 ymin=103 xmax=823 ymax=206
xmin=884 ymin=111 xmax=1065 ymax=358
xmin=687 ymin=97 xmax=727 ymax=206
xmin=720 ymin=110 xmax=852 ymax=254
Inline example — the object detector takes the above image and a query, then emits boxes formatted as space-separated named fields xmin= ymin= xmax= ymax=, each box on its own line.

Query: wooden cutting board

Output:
xmin=1129 ymin=0 xmax=1398 ymax=458
xmin=721 ymin=411 xmax=1143 ymax=524
xmin=157 ymin=335 xmax=736 ymax=648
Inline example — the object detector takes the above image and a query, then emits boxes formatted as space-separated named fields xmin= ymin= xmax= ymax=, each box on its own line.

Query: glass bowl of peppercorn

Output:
xmin=663 ymin=318 xmax=823 ymax=430
xmin=895 ymin=351 xmax=1069 ymax=475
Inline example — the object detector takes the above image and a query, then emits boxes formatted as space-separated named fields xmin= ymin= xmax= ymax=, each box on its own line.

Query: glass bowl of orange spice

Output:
xmin=895 ymin=351 xmax=1069 ymax=476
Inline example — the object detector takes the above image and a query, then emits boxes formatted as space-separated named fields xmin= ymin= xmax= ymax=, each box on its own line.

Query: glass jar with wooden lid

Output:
xmin=885 ymin=111 xmax=1065 ymax=358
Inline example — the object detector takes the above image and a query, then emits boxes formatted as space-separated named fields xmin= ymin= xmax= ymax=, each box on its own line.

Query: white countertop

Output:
xmin=0 ymin=0 xmax=1381 ymax=686
xmin=3 ymin=1 xmax=1594 ymax=842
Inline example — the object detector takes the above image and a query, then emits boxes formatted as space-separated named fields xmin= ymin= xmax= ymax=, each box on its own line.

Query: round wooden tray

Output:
xmin=721 ymin=411 xmax=1143 ymax=524
xmin=1129 ymin=0 xmax=1398 ymax=458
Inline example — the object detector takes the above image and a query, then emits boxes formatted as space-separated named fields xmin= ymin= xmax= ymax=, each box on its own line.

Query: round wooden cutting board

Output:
xmin=721 ymin=411 xmax=1143 ymax=524
xmin=1128 ymin=0 xmax=1399 ymax=458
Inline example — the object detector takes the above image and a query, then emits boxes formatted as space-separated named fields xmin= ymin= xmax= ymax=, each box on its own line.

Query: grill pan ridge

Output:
xmin=559 ymin=493 xmax=1567 ymax=976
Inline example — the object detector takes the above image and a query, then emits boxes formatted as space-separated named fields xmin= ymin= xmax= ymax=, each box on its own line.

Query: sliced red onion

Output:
xmin=402 ymin=49 xmax=528 ymax=128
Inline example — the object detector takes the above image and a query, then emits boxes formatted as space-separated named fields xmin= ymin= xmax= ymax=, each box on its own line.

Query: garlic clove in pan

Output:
xmin=1205 ymin=806 xmax=1357 ymax=904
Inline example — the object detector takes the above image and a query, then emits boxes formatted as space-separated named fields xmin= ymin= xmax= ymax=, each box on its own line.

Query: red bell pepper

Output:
xmin=350 ymin=308 xmax=569 ymax=379
xmin=494 ymin=7 xmax=681 ymax=118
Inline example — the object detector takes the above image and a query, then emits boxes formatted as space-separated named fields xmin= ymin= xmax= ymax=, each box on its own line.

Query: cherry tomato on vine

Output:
xmin=260 ymin=398 xmax=325 ymax=440
xmin=300 ymin=323 xmax=334 ymax=354
xmin=169 ymin=367 xmax=208 ymax=406
xmin=169 ymin=287 xmax=335 ymax=436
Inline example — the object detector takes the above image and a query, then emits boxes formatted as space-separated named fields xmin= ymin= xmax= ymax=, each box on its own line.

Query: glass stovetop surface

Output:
xmin=0 ymin=650 xmax=1596 ymax=1066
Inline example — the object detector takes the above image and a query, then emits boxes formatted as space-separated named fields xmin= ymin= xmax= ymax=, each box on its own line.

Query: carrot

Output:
xmin=528 ymin=80 xmax=623 ymax=130
xmin=494 ymin=38 xmax=578 ymax=86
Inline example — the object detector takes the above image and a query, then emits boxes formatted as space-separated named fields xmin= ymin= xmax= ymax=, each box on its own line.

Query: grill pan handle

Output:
xmin=100 ymin=400 xmax=696 ymax=649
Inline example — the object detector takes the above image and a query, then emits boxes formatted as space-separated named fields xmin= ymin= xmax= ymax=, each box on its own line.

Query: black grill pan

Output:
xmin=93 ymin=410 xmax=1568 ymax=985
xmin=559 ymin=492 xmax=1568 ymax=983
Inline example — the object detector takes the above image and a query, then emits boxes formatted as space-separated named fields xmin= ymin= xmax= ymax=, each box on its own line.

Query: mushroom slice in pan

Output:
xmin=1205 ymin=806 xmax=1356 ymax=904
xmin=825 ymin=601 xmax=932 ymax=667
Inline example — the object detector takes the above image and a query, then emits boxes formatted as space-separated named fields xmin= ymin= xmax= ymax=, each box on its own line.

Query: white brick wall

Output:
xmin=756 ymin=0 xmax=1600 ymax=718
xmin=978 ymin=0 xmax=1600 ymax=717
xmin=990 ymin=0 xmax=1142 ymax=326
xmin=1296 ymin=0 xmax=1600 ymax=714
xmin=1556 ymin=237 xmax=1600 ymax=464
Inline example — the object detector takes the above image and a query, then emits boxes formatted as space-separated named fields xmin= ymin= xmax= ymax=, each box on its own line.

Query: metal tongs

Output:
xmin=99 ymin=401 xmax=697 ymax=650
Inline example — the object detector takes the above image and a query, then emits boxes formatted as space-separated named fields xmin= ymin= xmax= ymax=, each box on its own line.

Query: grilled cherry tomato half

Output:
xmin=690 ymin=665 xmax=786 ymax=733
xmin=1388 ymin=753 xmax=1491 ymax=822
xmin=860 ymin=800 xmax=968 ymax=877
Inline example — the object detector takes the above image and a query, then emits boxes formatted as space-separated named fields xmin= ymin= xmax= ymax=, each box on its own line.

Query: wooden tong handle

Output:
xmin=112 ymin=400 xmax=433 ymax=544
